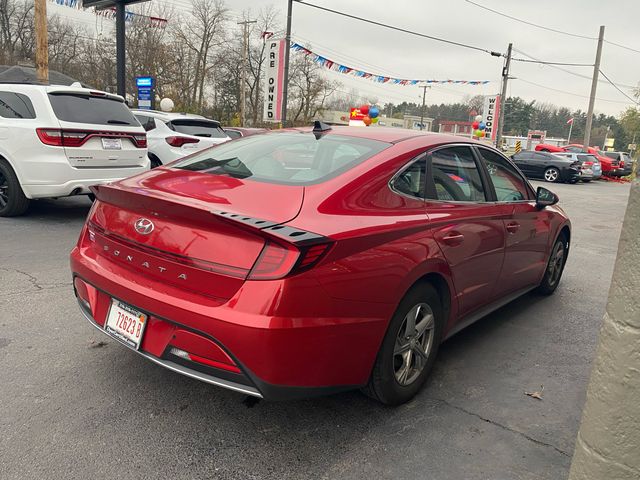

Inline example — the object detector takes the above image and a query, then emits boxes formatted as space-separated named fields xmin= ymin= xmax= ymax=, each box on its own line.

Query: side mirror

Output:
xmin=536 ymin=186 xmax=559 ymax=209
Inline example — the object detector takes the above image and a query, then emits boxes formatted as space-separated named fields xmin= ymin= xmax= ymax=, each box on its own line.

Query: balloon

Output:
xmin=363 ymin=115 xmax=372 ymax=126
xmin=475 ymin=114 xmax=483 ymax=122
xmin=479 ymin=122 xmax=486 ymax=130
xmin=371 ymin=117 xmax=379 ymax=124
xmin=360 ymin=104 xmax=370 ymax=115
xmin=160 ymin=97 xmax=174 ymax=112
xmin=472 ymin=121 xmax=479 ymax=129
xmin=474 ymin=129 xmax=484 ymax=137
xmin=369 ymin=106 xmax=379 ymax=118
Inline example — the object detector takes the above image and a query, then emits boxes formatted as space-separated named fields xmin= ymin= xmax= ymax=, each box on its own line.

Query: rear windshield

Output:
xmin=578 ymin=154 xmax=598 ymax=162
xmin=48 ymin=93 xmax=138 ymax=126
xmin=173 ymin=132 xmax=390 ymax=185
xmin=169 ymin=119 xmax=228 ymax=138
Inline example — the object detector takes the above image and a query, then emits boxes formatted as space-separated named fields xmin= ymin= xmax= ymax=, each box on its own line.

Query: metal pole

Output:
xmin=238 ymin=20 xmax=257 ymax=127
xmin=115 ymin=0 xmax=126 ymax=99
xmin=584 ymin=26 xmax=605 ymax=148
xmin=496 ymin=42 xmax=512 ymax=149
xmin=567 ymin=119 xmax=574 ymax=144
xmin=419 ymin=85 xmax=428 ymax=131
xmin=34 ymin=0 xmax=48 ymax=84
xmin=281 ymin=0 xmax=293 ymax=127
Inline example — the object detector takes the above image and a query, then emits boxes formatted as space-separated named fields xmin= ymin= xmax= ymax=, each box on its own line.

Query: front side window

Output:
xmin=478 ymin=148 xmax=532 ymax=202
xmin=391 ymin=157 xmax=426 ymax=199
xmin=0 ymin=92 xmax=36 ymax=119
xmin=427 ymin=146 xmax=486 ymax=202
xmin=174 ymin=132 xmax=390 ymax=185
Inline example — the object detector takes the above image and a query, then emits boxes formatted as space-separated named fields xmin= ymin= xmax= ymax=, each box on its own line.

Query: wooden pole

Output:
xmin=34 ymin=0 xmax=49 ymax=84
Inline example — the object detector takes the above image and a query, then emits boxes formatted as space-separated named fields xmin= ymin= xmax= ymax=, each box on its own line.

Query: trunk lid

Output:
xmin=46 ymin=89 xmax=147 ymax=169
xmin=88 ymin=169 xmax=304 ymax=299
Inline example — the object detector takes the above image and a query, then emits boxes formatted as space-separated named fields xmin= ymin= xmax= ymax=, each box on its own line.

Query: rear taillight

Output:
xmin=37 ymin=128 xmax=145 ymax=148
xmin=166 ymin=136 xmax=200 ymax=147
xmin=248 ymin=241 xmax=332 ymax=280
xmin=133 ymin=134 xmax=147 ymax=148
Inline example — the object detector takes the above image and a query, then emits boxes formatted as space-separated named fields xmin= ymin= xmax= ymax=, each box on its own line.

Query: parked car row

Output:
xmin=535 ymin=143 xmax=634 ymax=177
xmin=0 ymin=82 xmax=272 ymax=217
xmin=511 ymin=150 xmax=603 ymax=184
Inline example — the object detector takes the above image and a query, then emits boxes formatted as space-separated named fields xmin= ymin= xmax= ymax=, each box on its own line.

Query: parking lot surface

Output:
xmin=0 ymin=180 xmax=632 ymax=480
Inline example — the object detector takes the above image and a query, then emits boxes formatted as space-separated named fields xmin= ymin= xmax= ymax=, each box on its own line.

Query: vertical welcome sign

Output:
xmin=482 ymin=94 xmax=501 ymax=142
xmin=263 ymin=39 xmax=285 ymax=123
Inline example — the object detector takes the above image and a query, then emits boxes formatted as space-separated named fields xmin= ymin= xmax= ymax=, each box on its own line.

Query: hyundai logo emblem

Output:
xmin=134 ymin=218 xmax=155 ymax=235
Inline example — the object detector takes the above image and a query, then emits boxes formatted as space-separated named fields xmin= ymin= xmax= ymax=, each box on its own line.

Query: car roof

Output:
xmin=285 ymin=126 xmax=475 ymax=146
xmin=130 ymin=109 xmax=208 ymax=120
xmin=0 ymin=83 xmax=122 ymax=100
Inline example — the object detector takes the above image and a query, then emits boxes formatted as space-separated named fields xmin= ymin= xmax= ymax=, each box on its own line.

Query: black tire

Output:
xmin=536 ymin=232 xmax=568 ymax=295
xmin=0 ymin=159 xmax=30 ymax=217
xmin=363 ymin=283 xmax=444 ymax=405
xmin=582 ymin=179 xmax=592 ymax=183
xmin=544 ymin=167 xmax=561 ymax=183
xmin=149 ymin=155 xmax=163 ymax=169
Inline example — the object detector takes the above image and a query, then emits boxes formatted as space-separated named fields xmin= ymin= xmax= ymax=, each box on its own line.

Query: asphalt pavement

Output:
xmin=0 ymin=179 xmax=632 ymax=480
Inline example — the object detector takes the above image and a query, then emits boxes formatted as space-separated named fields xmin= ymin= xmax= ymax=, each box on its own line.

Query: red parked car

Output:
xmin=71 ymin=124 xmax=571 ymax=405
xmin=536 ymin=143 xmax=623 ymax=176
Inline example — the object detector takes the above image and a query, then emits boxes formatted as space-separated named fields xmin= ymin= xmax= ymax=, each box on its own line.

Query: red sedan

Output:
xmin=71 ymin=124 xmax=571 ymax=405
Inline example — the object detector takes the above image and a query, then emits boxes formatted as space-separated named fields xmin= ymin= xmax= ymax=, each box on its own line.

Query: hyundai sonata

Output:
xmin=71 ymin=124 xmax=570 ymax=405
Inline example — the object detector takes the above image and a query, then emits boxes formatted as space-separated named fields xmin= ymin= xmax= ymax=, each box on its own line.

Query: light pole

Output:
xmin=281 ymin=0 xmax=293 ymax=127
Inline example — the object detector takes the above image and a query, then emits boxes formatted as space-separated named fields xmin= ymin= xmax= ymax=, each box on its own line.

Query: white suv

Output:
xmin=0 ymin=84 xmax=149 ymax=216
xmin=131 ymin=110 xmax=230 ymax=168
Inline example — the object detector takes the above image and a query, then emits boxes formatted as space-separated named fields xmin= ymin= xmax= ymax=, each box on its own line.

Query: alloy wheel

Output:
xmin=0 ymin=171 xmax=8 ymax=209
xmin=394 ymin=303 xmax=435 ymax=386
xmin=546 ymin=241 xmax=565 ymax=287
xmin=544 ymin=168 xmax=559 ymax=182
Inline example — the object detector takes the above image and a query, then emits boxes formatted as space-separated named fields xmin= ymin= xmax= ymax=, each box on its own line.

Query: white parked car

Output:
xmin=131 ymin=110 xmax=231 ymax=168
xmin=0 ymin=84 xmax=149 ymax=217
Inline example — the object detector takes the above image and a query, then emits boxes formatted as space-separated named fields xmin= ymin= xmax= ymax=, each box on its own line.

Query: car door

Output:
xmin=511 ymin=152 xmax=532 ymax=176
xmin=476 ymin=147 xmax=550 ymax=295
xmin=425 ymin=145 xmax=507 ymax=318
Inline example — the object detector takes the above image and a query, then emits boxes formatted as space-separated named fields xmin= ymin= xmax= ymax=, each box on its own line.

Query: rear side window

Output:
xmin=0 ymin=92 xmax=36 ymax=119
xmin=391 ymin=157 xmax=426 ymax=199
xmin=169 ymin=120 xmax=228 ymax=139
xmin=428 ymin=146 xmax=486 ymax=202
xmin=578 ymin=154 xmax=598 ymax=163
xmin=174 ymin=132 xmax=390 ymax=185
xmin=48 ymin=93 xmax=137 ymax=125
xmin=225 ymin=129 xmax=242 ymax=139
xmin=135 ymin=115 xmax=156 ymax=131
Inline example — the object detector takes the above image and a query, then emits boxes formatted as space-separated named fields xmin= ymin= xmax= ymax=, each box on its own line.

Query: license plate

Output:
xmin=102 ymin=138 xmax=122 ymax=150
xmin=105 ymin=299 xmax=147 ymax=349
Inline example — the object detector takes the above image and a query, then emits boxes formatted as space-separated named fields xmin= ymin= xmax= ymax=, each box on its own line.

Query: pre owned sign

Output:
xmin=263 ymin=40 xmax=285 ymax=123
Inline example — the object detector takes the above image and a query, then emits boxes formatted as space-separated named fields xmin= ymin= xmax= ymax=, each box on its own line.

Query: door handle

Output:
xmin=506 ymin=222 xmax=520 ymax=234
xmin=442 ymin=232 xmax=465 ymax=246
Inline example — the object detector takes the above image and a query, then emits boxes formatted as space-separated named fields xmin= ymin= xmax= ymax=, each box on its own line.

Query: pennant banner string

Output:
xmin=50 ymin=0 xmax=168 ymax=28
xmin=290 ymin=42 xmax=489 ymax=86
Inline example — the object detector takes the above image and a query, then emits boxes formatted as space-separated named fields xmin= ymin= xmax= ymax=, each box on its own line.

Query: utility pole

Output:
xmin=34 ymin=0 xmax=48 ymax=84
xmin=238 ymin=19 xmax=257 ymax=127
xmin=281 ymin=0 xmax=293 ymax=127
xmin=602 ymin=125 xmax=610 ymax=150
xmin=115 ymin=0 xmax=126 ymax=98
xmin=496 ymin=42 xmax=512 ymax=149
xmin=419 ymin=85 xmax=429 ymax=131
xmin=584 ymin=26 xmax=605 ymax=148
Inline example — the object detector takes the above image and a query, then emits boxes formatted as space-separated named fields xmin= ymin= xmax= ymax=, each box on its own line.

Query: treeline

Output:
xmin=0 ymin=0 xmax=337 ymax=126
xmin=382 ymin=95 xmax=636 ymax=150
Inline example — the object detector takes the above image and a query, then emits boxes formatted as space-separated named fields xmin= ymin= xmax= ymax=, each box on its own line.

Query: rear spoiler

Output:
xmin=90 ymin=184 xmax=328 ymax=248
xmin=48 ymin=88 xmax=124 ymax=103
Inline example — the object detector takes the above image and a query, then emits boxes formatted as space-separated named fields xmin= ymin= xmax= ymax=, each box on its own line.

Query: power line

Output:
xmin=510 ymin=58 xmax=593 ymax=67
xmin=464 ymin=0 xmax=640 ymax=56
xmin=293 ymin=0 xmax=503 ymax=57
xmin=515 ymin=78 xmax=633 ymax=105
xmin=599 ymin=70 xmax=639 ymax=105
xmin=463 ymin=0 xmax=596 ymax=40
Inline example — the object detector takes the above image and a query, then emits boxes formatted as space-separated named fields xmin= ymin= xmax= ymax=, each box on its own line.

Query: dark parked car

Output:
xmin=604 ymin=151 xmax=634 ymax=176
xmin=512 ymin=150 xmax=582 ymax=183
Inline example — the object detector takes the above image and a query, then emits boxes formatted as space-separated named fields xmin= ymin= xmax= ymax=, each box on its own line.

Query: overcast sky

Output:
xmin=53 ymin=0 xmax=640 ymax=116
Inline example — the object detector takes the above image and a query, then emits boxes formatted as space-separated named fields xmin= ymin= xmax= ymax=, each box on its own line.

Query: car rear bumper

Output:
xmin=70 ymin=246 xmax=391 ymax=400
xmin=22 ymin=171 xmax=147 ymax=199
